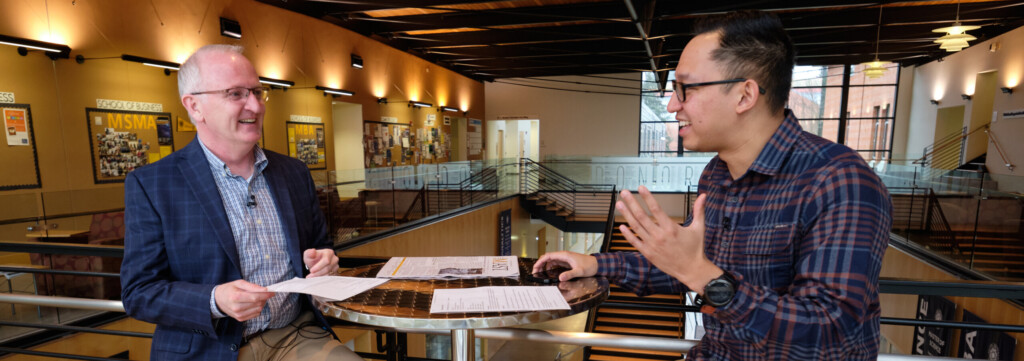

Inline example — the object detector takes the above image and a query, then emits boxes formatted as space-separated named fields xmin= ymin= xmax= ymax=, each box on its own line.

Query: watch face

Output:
xmin=705 ymin=278 xmax=735 ymax=307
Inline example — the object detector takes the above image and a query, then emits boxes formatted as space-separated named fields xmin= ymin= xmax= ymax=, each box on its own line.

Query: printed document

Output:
xmin=376 ymin=256 xmax=519 ymax=279
xmin=266 ymin=276 xmax=388 ymax=301
xmin=429 ymin=286 xmax=570 ymax=313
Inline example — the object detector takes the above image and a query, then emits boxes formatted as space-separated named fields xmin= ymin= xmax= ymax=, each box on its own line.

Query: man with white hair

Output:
xmin=121 ymin=44 xmax=362 ymax=361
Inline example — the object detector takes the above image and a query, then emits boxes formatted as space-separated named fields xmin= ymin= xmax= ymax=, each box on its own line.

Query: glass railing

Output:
xmin=540 ymin=155 xmax=1024 ymax=282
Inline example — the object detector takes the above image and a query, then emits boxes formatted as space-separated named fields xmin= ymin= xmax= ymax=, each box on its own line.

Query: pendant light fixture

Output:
xmin=860 ymin=6 xmax=890 ymax=79
xmin=932 ymin=0 xmax=980 ymax=52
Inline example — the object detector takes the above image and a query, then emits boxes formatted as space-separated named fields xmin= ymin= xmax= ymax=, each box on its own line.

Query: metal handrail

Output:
xmin=0 ymin=294 xmax=977 ymax=360
xmin=0 ymin=208 xmax=125 ymax=227
xmin=984 ymin=128 xmax=1015 ymax=171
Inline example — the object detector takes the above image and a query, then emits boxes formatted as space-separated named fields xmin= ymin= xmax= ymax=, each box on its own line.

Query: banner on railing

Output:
xmin=958 ymin=310 xmax=1016 ymax=360
xmin=364 ymin=163 xmax=472 ymax=190
xmin=912 ymin=295 xmax=956 ymax=356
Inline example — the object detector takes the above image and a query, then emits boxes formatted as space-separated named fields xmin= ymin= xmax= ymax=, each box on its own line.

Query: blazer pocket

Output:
xmin=151 ymin=327 xmax=193 ymax=354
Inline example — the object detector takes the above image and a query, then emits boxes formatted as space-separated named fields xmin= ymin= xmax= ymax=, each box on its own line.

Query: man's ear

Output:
xmin=735 ymin=79 xmax=760 ymax=114
xmin=181 ymin=95 xmax=203 ymax=124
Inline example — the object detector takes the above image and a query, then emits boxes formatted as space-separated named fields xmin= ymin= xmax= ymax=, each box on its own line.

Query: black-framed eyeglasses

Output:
xmin=670 ymin=78 xmax=764 ymax=102
xmin=191 ymin=86 xmax=270 ymax=103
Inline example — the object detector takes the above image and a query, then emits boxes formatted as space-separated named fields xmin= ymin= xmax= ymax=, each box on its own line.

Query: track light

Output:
xmin=220 ymin=18 xmax=242 ymax=39
xmin=315 ymin=86 xmax=354 ymax=97
xmin=1001 ymin=87 xmax=1014 ymax=94
xmin=930 ymin=99 xmax=940 ymax=105
xmin=259 ymin=76 xmax=294 ymax=88
xmin=377 ymin=98 xmax=388 ymax=104
xmin=121 ymin=54 xmax=180 ymax=75
xmin=409 ymin=101 xmax=432 ymax=108
xmin=439 ymin=106 xmax=460 ymax=113
xmin=351 ymin=54 xmax=363 ymax=69
xmin=0 ymin=34 xmax=71 ymax=59
xmin=961 ymin=94 xmax=971 ymax=100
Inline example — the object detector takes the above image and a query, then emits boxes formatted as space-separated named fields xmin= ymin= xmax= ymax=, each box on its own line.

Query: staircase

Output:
xmin=519 ymin=159 xmax=617 ymax=233
xmin=585 ymin=224 xmax=689 ymax=361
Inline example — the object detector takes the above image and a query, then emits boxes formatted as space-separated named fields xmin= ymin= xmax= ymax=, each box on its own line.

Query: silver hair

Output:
xmin=177 ymin=44 xmax=245 ymax=99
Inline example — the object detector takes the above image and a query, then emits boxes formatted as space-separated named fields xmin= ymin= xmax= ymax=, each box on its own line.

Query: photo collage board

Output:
xmin=364 ymin=113 xmax=452 ymax=168
xmin=85 ymin=108 xmax=173 ymax=184
xmin=286 ymin=121 xmax=327 ymax=169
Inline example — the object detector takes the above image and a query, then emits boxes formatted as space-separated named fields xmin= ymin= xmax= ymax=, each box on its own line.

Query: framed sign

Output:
xmin=85 ymin=108 xmax=173 ymax=184
xmin=0 ymin=103 xmax=41 ymax=190
xmin=286 ymin=121 xmax=326 ymax=169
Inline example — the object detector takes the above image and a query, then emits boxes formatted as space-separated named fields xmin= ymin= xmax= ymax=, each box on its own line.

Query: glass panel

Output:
xmin=787 ymin=86 xmax=845 ymax=120
xmin=797 ymin=119 xmax=840 ymax=143
xmin=846 ymin=85 xmax=896 ymax=120
xmin=846 ymin=117 xmax=893 ymax=163
xmin=639 ymin=122 xmax=678 ymax=153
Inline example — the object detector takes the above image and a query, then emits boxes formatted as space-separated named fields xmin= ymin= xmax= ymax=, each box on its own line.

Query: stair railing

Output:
xmin=924 ymin=189 xmax=960 ymax=258
xmin=914 ymin=125 xmax=990 ymax=175
xmin=984 ymin=127 xmax=1015 ymax=171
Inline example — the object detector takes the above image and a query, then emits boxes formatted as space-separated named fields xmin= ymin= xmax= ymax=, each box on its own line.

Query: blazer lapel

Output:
xmin=264 ymin=160 xmax=303 ymax=276
xmin=178 ymin=139 xmax=242 ymax=272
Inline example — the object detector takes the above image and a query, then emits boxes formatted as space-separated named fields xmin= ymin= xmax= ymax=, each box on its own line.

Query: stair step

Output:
xmin=589 ymin=347 xmax=683 ymax=361
xmin=593 ymin=325 xmax=681 ymax=338
xmin=595 ymin=307 xmax=684 ymax=318
xmin=594 ymin=318 xmax=682 ymax=330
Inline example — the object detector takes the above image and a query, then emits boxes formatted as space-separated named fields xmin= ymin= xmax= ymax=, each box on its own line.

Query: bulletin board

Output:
xmin=0 ymin=103 xmax=41 ymax=190
xmin=364 ymin=121 xmax=412 ymax=168
xmin=85 ymin=108 xmax=173 ymax=184
xmin=286 ymin=121 xmax=326 ymax=170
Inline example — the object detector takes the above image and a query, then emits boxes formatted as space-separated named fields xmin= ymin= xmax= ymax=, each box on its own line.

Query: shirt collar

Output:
xmin=196 ymin=138 xmax=268 ymax=179
xmin=745 ymin=109 xmax=803 ymax=177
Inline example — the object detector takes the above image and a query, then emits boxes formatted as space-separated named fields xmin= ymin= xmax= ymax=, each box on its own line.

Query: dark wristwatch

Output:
xmin=696 ymin=271 xmax=737 ymax=313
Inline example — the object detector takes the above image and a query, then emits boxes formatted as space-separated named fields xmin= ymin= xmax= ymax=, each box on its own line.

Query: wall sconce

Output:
xmin=439 ymin=106 xmax=460 ymax=113
xmin=259 ymin=76 xmax=294 ymax=89
xmin=351 ymin=54 xmax=363 ymax=69
xmin=315 ymin=86 xmax=354 ymax=97
xmin=961 ymin=94 xmax=971 ymax=100
xmin=377 ymin=98 xmax=388 ymax=104
xmin=220 ymin=18 xmax=242 ymax=39
xmin=930 ymin=99 xmax=940 ymax=105
xmin=121 ymin=54 xmax=180 ymax=75
xmin=0 ymin=34 xmax=71 ymax=59
xmin=1001 ymin=87 xmax=1014 ymax=94
xmin=409 ymin=101 xmax=433 ymax=108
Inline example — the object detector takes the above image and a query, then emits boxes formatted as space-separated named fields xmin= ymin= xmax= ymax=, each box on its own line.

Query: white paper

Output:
xmin=265 ymin=276 xmax=388 ymax=301
xmin=376 ymin=256 xmax=518 ymax=279
xmin=429 ymin=286 xmax=570 ymax=314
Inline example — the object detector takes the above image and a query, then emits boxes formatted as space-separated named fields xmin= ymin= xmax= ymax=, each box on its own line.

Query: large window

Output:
xmin=639 ymin=64 xmax=899 ymax=163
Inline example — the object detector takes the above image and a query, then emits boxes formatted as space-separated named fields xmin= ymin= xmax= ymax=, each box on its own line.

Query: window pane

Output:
xmin=849 ymin=62 xmax=899 ymax=86
xmin=846 ymin=116 xmax=892 ymax=154
xmin=846 ymin=85 xmax=896 ymax=118
xmin=788 ymin=86 xmax=844 ymax=120
xmin=640 ymin=122 xmax=678 ymax=152
xmin=792 ymin=65 xmax=844 ymax=87
xmin=641 ymin=71 xmax=674 ymax=123
xmin=798 ymin=119 xmax=840 ymax=143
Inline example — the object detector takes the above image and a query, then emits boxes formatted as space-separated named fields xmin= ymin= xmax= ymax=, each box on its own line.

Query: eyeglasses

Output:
xmin=191 ymin=86 xmax=270 ymax=103
xmin=670 ymin=78 xmax=764 ymax=102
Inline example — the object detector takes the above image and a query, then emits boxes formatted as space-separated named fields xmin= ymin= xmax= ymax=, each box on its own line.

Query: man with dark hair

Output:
xmin=535 ymin=11 xmax=892 ymax=360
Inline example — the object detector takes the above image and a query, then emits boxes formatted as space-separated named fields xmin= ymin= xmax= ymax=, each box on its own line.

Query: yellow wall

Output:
xmin=0 ymin=0 xmax=485 ymax=222
xmin=880 ymin=246 xmax=1024 ymax=359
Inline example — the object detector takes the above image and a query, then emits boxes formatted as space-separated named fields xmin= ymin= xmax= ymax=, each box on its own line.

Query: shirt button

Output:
xmin=230 ymin=343 xmax=238 ymax=351
xmin=265 ymin=255 xmax=270 ymax=260
xmin=257 ymin=219 xmax=263 ymax=225
xmin=727 ymin=196 xmax=738 ymax=203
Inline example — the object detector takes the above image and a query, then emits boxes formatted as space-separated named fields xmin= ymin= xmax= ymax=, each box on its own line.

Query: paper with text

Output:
xmin=429 ymin=286 xmax=570 ymax=313
xmin=377 ymin=256 xmax=519 ymax=279
xmin=265 ymin=276 xmax=388 ymax=301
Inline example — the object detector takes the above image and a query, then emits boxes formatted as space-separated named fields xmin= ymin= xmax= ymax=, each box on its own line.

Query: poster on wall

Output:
xmin=286 ymin=121 xmax=326 ymax=169
xmin=4 ymin=107 xmax=30 ymax=146
xmin=958 ymin=310 xmax=1016 ymax=360
xmin=911 ymin=295 xmax=956 ymax=356
xmin=0 ymin=103 xmax=41 ymax=190
xmin=85 ymin=108 xmax=173 ymax=184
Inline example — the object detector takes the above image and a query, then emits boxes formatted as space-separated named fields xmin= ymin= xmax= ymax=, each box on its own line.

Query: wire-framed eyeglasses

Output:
xmin=670 ymin=78 xmax=764 ymax=102
xmin=191 ymin=86 xmax=270 ymax=103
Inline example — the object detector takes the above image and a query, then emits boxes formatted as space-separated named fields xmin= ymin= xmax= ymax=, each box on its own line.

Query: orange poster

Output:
xmin=3 ymin=108 xmax=29 ymax=146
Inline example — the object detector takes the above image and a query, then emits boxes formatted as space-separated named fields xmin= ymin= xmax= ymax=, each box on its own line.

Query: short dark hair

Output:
xmin=693 ymin=10 xmax=794 ymax=114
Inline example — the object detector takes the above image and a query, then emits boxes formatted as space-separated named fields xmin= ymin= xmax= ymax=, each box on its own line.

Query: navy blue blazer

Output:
xmin=121 ymin=138 xmax=336 ymax=360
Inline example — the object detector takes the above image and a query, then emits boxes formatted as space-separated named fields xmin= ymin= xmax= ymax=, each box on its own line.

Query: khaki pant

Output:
xmin=237 ymin=311 xmax=362 ymax=361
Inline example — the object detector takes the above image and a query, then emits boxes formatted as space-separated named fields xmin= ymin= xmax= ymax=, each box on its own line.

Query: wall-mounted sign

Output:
xmin=286 ymin=121 xmax=326 ymax=169
xmin=0 ymin=103 xmax=41 ymax=191
xmin=0 ymin=92 xmax=14 ymax=103
xmin=86 ymin=108 xmax=173 ymax=183
xmin=1001 ymin=109 xmax=1024 ymax=119
xmin=96 ymin=99 xmax=163 ymax=112
xmin=290 ymin=114 xmax=322 ymax=123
